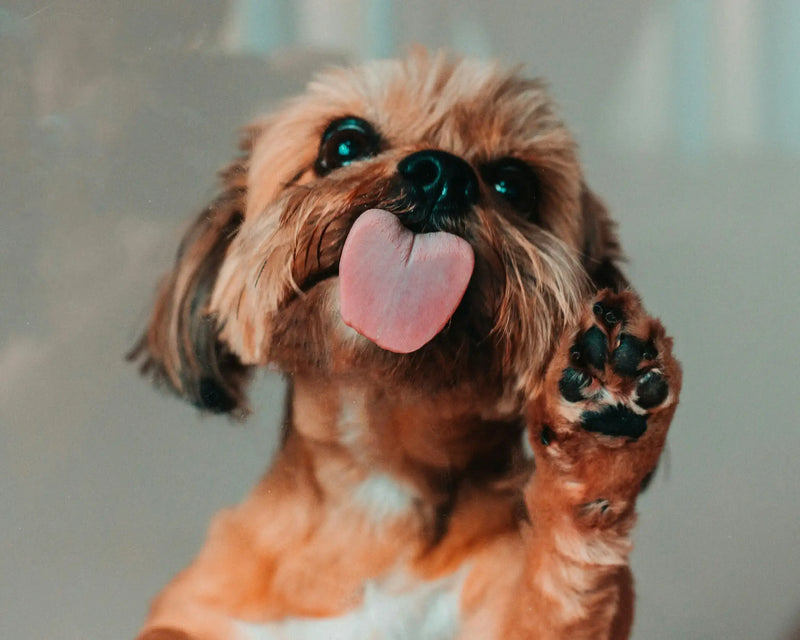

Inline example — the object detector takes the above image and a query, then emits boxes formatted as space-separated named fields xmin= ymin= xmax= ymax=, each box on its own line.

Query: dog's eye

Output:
xmin=483 ymin=159 xmax=541 ymax=219
xmin=315 ymin=117 xmax=380 ymax=175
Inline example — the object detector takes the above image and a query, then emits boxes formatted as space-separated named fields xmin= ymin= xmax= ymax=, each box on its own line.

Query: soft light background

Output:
xmin=2 ymin=1 xmax=799 ymax=638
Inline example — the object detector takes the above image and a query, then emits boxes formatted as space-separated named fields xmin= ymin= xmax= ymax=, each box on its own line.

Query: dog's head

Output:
xmin=131 ymin=52 xmax=626 ymax=416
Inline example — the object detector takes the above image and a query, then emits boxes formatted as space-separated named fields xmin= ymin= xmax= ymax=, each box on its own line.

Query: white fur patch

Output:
xmin=235 ymin=570 xmax=465 ymax=640
xmin=521 ymin=428 xmax=535 ymax=460
xmin=556 ymin=399 xmax=584 ymax=423
xmin=336 ymin=386 xmax=367 ymax=447
xmin=353 ymin=473 xmax=417 ymax=522
xmin=554 ymin=526 xmax=631 ymax=566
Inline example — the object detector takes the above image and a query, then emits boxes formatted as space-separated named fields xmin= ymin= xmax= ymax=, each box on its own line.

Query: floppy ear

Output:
xmin=128 ymin=129 xmax=260 ymax=416
xmin=580 ymin=185 xmax=629 ymax=292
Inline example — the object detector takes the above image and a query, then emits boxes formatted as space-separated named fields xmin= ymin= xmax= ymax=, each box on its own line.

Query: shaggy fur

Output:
xmin=130 ymin=51 xmax=680 ymax=640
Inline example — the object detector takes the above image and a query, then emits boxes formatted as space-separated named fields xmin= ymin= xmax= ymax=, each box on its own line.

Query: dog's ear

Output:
xmin=128 ymin=129 xmax=261 ymax=416
xmin=580 ymin=185 xmax=629 ymax=292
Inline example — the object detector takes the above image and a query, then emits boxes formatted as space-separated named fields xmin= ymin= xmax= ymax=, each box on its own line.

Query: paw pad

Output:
xmin=592 ymin=300 xmax=622 ymax=327
xmin=571 ymin=326 xmax=608 ymax=370
xmin=611 ymin=334 xmax=657 ymax=376
xmin=558 ymin=367 xmax=591 ymax=402
xmin=582 ymin=404 xmax=647 ymax=439
xmin=635 ymin=370 xmax=668 ymax=409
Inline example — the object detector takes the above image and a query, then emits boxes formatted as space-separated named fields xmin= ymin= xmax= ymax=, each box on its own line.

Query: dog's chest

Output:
xmin=236 ymin=570 xmax=465 ymax=640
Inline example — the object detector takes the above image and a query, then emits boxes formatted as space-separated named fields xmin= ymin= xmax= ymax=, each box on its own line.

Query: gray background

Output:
xmin=2 ymin=1 xmax=799 ymax=638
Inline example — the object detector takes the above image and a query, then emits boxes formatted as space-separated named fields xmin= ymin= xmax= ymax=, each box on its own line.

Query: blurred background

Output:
xmin=1 ymin=1 xmax=799 ymax=638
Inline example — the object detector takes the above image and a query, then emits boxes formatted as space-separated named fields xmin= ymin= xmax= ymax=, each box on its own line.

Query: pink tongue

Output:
xmin=339 ymin=209 xmax=474 ymax=353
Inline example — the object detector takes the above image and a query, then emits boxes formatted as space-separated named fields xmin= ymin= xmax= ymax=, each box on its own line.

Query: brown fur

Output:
xmin=131 ymin=51 xmax=679 ymax=640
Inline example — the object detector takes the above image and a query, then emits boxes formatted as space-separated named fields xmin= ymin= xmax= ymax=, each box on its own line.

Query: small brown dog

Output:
xmin=131 ymin=51 xmax=681 ymax=640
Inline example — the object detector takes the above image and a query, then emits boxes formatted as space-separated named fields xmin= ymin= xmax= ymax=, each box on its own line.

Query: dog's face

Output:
xmin=132 ymin=52 xmax=625 ymax=414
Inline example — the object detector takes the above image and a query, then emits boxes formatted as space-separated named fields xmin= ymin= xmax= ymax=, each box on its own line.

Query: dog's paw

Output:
xmin=529 ymin=290 xmax=682 ymax=522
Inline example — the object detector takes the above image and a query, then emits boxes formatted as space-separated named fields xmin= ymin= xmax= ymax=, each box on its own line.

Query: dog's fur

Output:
xmin=130 ymin=51 xmax=680 ymax=640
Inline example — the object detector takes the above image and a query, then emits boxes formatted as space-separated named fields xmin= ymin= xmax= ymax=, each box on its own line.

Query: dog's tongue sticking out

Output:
xmin=339 ymin=209 xmax=474 ymax=353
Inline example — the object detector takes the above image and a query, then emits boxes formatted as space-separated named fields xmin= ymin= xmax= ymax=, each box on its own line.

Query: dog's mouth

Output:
xmin=298 ymin=264 xmax=339 ymax=294
xmin=338 ymin=208 xmax=474 ymax=353
xmin=295 ymin=207 xmax=476 ymax=354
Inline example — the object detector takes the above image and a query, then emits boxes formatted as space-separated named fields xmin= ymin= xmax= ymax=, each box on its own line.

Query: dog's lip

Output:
xmin=298 ymin=264 xmax=339 ymax=294
xmin=293 ymin=206 xmax=475 ymax=297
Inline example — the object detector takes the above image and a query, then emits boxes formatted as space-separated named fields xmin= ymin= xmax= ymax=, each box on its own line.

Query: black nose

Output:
xmin=397 ymin=150 xmax=479 ymax=227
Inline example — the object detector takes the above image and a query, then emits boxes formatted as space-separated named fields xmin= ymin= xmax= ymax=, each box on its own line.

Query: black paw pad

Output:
xmin=581 ymin=404 xmax=647 ymax=439
xmin=559 ymin=367 xmax=592 ymax=402
xmin=635 ymin=370 xmax=668 ymax=409
xmin=611 ymin=334 xmax=657 ymax=376
xmin=593 ymin=300 xmax=623 ymax=327
xmin=572 ymin=326 xmax=608 ymax=369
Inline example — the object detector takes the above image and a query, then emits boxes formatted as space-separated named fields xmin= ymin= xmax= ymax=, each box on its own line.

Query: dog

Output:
xmin=130 ymin=50 xmax=681 ymax=640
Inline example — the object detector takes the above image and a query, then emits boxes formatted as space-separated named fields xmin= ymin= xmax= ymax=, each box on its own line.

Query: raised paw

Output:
xmin=529 ymin=290 xmax=682 ymax=518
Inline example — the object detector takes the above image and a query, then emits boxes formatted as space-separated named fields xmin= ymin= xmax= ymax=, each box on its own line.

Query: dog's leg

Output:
xmin=503 ymin=290 xmax=681 ymax=640
xmin=132 ymin=504 xmax=282 ymax=640
xmin=132 ymin=432 xmax=330 ymax=640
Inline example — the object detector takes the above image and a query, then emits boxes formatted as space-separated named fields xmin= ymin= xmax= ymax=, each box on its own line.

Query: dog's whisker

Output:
xmin=235 ymin=289 xmax=244 ymax=320
xmin=282 ymin=167 xmax=308 ymax=190
xmin=253 ymin=255 xmax=269 ymax=288
xmin=300 ymin=224 xmax=316 ymax=276
xmin=315 ymin=216 xmax=339 ymax=271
